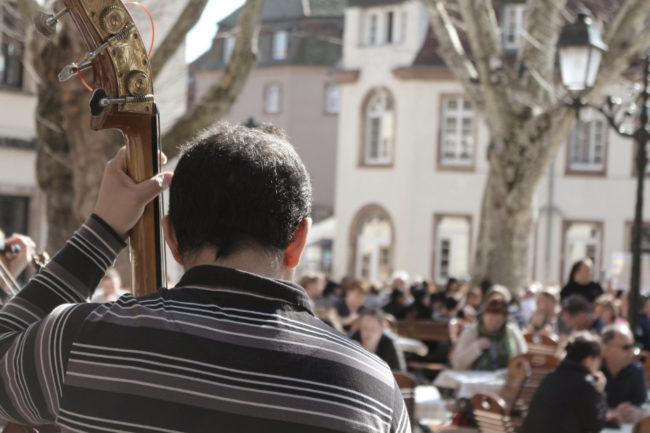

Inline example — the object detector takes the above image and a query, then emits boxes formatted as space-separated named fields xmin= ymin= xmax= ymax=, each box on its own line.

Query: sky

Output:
xmin=185 ymin=0 xmax=246 ymax=63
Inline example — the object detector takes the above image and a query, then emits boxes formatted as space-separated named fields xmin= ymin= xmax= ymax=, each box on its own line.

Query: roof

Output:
xmin=220 ymin=0 xmax=345 ymax=28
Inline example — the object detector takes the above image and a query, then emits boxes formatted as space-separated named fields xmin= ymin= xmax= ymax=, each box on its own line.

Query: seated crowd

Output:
xmin=299 ymin=256 xmax=650 ymax=430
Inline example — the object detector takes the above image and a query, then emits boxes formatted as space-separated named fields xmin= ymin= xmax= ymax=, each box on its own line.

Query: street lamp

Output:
xmin=558 ymin=9 xmax=650 ymax=334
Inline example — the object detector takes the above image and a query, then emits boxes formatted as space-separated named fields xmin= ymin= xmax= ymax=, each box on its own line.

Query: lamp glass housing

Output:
xmin=559 ymin=45 xmax=602 ymax=93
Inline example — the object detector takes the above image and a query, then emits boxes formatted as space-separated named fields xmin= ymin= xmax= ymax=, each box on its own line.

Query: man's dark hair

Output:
xmin=169 ymin=122 xmax=312 ymax=259
xmin=562 ymin=294 xmax=594 ymax=317
xmin=564 ymin=332 xmax=601 ymax=363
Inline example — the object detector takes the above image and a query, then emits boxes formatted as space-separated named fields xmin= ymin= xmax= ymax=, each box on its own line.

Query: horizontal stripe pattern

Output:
xmin=0 ymin=216 xmax=410 ymax=432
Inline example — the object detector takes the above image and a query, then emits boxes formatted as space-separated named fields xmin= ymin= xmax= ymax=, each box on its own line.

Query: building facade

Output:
xmin=188 ymin=0 xmax=345 ymax=225
xmin=0 ymin=1 xmax=45 ymax=247
xmin=332 ymin=0 xmax=649 ymax=288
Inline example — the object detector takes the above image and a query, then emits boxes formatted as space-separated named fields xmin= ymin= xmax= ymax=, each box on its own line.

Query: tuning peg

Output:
xmin=58 ymin=61 xmax=92 ymax=82
xmin=33 ymin=9 xmax=68 ymax=39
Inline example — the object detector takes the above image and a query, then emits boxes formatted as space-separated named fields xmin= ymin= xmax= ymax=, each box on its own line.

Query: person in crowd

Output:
xmin=519 ymin=282 xmax=542 ymax=324
xmin=601 ymin=324 xmax=647 ymax=423
xmin=335 ymin=278 xmax=370 ymax=332
xmin=450 ymin=299 xmax=527 ymax=371
xmin=521 ymin=332 xmax=607 ymax=433
xmin=594 ymin=295 xmax=624 ymax=326
xmin=561 ymin=294 xmax=605 ymax=335
xmin=0 ymin=231 xmax=36 ymax=279
xmin=90 ymin=267 xmax=128 ymax=303
xmin=363 ymin=283 xmax=384 ymax=309
xmin=298 ymin=271 xmax=326 ymax=301
xmin=407 ymin=287 xmax=433 ymax=319
xmin=482 ymin=284 xmax=511 ymax=306
xmin=465 ymin=287 xmax=482 ymax=311
xmin=444 ymin=277 xmax=459 ymax=295
xmin=0 ymin=123 xmax=410 ymax=431
xmin=391 ymin=270 xmax=409 ymax=293
xmin=433 ymin=295 xmax=460 ymax=323
xmin=383 ymin=287 xmax=408 ymax=319
xmin=350 ymin=308 xmax=406 ymax=371
xmin=527 ymin=286 xmax=560 ymax=335
xmin=561 ymin=258 xmax=604 ymax=302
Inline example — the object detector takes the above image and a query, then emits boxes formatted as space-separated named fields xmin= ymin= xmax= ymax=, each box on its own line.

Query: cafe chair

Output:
xmin=393 ymin=371 xmax=418 ymax=429
xmin=470 ymin=393 xmax=516 ymax=433
xmin=524 ymin=333 xmax=559 ymax=357
xmin=634 ymin=416 xmax=650 ymax=433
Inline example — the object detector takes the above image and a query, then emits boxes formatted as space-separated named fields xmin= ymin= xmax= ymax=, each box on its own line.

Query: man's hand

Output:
xmin=3 ymin=233 xmax=36 ymax=278
xmin=593 ymin=370 xmax=607 ymax=393
xmin=94 ymin=147 xmax=173 ymax=239
xmin=616 ymin=402 xmax=642 ymax=423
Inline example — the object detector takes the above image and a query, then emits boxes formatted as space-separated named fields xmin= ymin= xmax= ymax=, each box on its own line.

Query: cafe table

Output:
xmin=433 ymin=369 xmax=507 ymax=399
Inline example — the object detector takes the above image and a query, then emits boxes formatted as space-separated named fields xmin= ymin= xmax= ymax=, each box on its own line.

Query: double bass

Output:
xmin=1 ymin=2 xmax=164 ymax=431
xmin=35 ymin=0 xmax=166 ymax=296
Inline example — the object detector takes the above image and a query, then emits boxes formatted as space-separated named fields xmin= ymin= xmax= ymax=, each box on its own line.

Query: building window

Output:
xmin=433 ymin=215 xmax=471 ymax=285
xmin=502 ymin=4 xmax=525 ymax=50
xmin=568 ymin=109 xmax=606 ymax=173
xmin=362 ymin=88 xmax=394 ymax=166
xmin=0 ymin=195 xmax=29 ymax=237
xmin=562 ymin=221 xmax=602 ymax=282
xmin=351 ymin=205 xmax=393 ymax=283
xmin=272 ymin=30 xmax=289 ymax=60
xmin=264 ymin=84 xmax=281 ymax=114
xmin=363 ymin=10 xmax=405 ymax=46
xmin=439 ymin=96 xmax=474 ymax=167
xmin=0 ymin=2 xmax=24 ymax=89
xmin=222 ymin=36 xmax=235 ymax=63
xmin=324 ymin=84 xmax=340 ymax=114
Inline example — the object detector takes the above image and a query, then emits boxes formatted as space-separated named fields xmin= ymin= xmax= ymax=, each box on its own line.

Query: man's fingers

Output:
xmin=134 ymin=172 xmax=173 ymax=204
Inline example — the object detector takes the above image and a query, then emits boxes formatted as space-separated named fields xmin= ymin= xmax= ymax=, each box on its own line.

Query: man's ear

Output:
xmin=284 ymin=217 xmax=311 ymax=268
xmin=162 ymin=216 xmax=183 ymax=265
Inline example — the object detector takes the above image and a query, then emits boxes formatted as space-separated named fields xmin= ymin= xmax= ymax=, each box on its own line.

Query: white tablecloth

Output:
xmin=433 ymin=369 xmax=507 ymax=399
xmin=602 ymin=424 xmax=632 ymax=433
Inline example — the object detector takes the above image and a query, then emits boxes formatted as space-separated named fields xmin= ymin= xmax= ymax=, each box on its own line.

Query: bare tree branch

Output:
xmin=515 ymin=0 xmax=567 ymax=104
xmin=592 ymin=0 xmax=650 ymax=96
xmin=15 ymin=0 xmax=38 ymax=21
xmin=421 ymin=0 xmax=484 ymax=110
xmin=456 ymin=0 xmax=502 ymax=77
xmin=149 ymin=0 xmax=208 ymax=78
xmin=161 ymin=0 xmax=264 ymax=158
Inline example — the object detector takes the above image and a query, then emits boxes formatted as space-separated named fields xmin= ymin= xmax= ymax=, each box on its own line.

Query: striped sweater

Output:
xmin=0 ymin=215 xmax=410 ymax=433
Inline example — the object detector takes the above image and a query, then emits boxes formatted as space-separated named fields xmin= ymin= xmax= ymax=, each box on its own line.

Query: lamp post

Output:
xmin=558 ymin=10 xmax=650 ymax=333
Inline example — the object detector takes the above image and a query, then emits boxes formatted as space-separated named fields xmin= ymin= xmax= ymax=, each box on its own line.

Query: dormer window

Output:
xmin=363 ymin=9 xmax=406 ymax=46
xmin=272 ymin=30 xmax=289 ymax=60
xmin=502 ymin=4 xmax=525 ymax=50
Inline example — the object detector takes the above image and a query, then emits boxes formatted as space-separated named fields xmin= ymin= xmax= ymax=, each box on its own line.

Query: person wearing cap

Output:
xmin=450 ymin=299 xmax=527 ymax=371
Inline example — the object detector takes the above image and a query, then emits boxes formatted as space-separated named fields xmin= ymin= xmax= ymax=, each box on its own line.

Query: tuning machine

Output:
xmin=33 ymin=9 xmax=68 ymax=39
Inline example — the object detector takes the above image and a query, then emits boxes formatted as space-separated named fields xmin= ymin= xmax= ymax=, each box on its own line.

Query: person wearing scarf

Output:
xmin=451 ymin=299 xmax=527 ymax=371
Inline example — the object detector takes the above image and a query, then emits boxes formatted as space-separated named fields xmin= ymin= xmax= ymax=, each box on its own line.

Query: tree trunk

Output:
xmin=473 ymin=143 xmax=534 ymax=291
xmin=31 ymin=23 xmax=120 ymax=251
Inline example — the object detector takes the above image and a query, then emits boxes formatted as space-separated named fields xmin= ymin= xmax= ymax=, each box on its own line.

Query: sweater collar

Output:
xmin=176 ymin=264 xmax=314 ymax=315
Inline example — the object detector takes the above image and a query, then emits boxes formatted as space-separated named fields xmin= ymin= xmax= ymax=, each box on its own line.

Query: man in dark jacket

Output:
xmin=521 ymin=332 xmax=607 ymax=433
xmin=601 ymin=324 xmax=647 ymax=423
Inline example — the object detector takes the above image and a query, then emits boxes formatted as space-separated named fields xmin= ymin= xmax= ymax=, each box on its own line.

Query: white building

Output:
xmin=0 ymin=1 xmax=44 ymax=246
xmin=332 ymin=0 xmax=648 ymax=288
